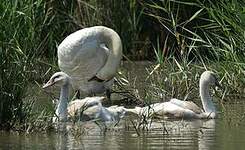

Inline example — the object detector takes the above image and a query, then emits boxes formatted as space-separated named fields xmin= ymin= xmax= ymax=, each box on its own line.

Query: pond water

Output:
xmin=0 ymin=62 xmax=245 ymax=150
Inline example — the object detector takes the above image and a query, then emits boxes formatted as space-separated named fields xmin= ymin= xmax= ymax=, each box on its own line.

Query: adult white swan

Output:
xmin=57 ymin=26 xmax=122 ymax=97
xmin=126 ymin=71 xmax=221 ymax=119
xmin=43 ymin=72 xmax=125 ymax=122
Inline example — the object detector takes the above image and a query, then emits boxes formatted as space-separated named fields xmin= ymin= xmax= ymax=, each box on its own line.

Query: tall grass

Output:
xmin=1 ymin=0 xmax=245 ymax=130
xmin=73 ymin=0 xmax=149 ymax=59
xmin=72 ymin=0 xmax=245 ymax=62
xmin=142 ymin=0 xmax=245 ymax=62
xmin=0 ymin=0 xmax=64 ymax=130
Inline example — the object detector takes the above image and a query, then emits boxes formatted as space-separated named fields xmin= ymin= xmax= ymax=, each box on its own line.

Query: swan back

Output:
xmin=124 ymin=71 xmax=220 ymax=120
xmin=57 ymin=26 xmax=122 ymax=93
xmin=170 ymin=98 xmax=203 ymax=114
xmin=58 ymin=28 xmax=107 ymax=90
xmin=67 ymin=97 xmax=124 ymax=122
xmin=67 ymin=96 xmax=105 ymax=118
xmin=157 ymin=102 xmax=203 ymax=119
xmin=125 ymin=103 xmax=201 ymax=119
xmin=85 ymin=105 xmax=126 ymax=122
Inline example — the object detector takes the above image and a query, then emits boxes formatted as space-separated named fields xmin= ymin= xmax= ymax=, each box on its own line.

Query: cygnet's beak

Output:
xmin=42 ymin=80 xmax=54 ymax=89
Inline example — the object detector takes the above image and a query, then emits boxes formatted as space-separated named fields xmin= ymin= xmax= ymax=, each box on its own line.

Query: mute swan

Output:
xmin=57 ymin=26 xmax=122 ymax=97
xmin=125 ymin=71 xmax=221 ymax=119
xmin=43 ymin=72 xmax=125 ymax=122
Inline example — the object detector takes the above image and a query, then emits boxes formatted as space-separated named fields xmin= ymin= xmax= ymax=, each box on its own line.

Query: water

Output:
xmin=1 ymin=62 xmax=245 ymax=150
xmin=1 ymin=114 xmax=245 ymax=150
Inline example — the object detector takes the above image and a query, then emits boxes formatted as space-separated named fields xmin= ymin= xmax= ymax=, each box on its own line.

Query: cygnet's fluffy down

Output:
xmin=67 ymin=97 xmax=126 ymax=122
xmin=125 ymin=71 xmax=221 ymax=120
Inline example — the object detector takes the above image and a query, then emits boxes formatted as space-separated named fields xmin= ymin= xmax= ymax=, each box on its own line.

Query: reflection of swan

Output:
xmin=198 ymin=119 xmax=216 ymax=150
xmin=53 ymin=119 xmax=216 ymax=150
xmin=126 ymin=71 xmax=221 ymax=119
xmin=57 ymin=26 xmax=122 ymax=97
xmin=137 ymin=119 xmax=216 ymax=150
xmin=43 ymin=72 xmax=125 ymax=122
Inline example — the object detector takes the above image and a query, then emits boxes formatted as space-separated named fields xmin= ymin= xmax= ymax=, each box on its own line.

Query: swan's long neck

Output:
xmin=200 ymin=80 xmax=216 ymax=114
xmin=96 ymin=26 xmax=122 ymax=80
xmin=56 ymin=84 xmax=69 ymax=121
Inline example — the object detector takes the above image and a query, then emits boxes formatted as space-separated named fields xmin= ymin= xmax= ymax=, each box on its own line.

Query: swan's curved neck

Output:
xmin=56 ymin=83 xmax=69 ymax=121
xmin=96 ymin=27 xmax=122 ymax=80
xmin=200 ymin=81 xmax=216 ymax=114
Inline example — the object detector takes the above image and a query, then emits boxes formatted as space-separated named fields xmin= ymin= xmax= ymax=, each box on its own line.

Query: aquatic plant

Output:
xmin=72 ymin=0 xmax=245 ymax=61
xmin=0 ymin=0 xmax=56 ymax=130
xmin=1 ymin=0 xmax=244 ymax=131
xmin=143 ymin=0 xmax=245 ymax=61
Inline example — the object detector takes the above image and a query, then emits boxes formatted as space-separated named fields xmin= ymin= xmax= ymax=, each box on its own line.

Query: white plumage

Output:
xmin=43 ymin=72 xmax=126 ymax=122
xmin=57 ymin=26 xmax=122 ymax=95
xmin=125 ymin=71 xmax=221 ymax=119
xmin=68 ymin=97 xmax=126 ymax=122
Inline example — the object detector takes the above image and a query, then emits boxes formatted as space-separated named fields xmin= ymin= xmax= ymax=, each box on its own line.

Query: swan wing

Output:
xmin=67 ymin=99 xmax=86 ymax=117
xmin=67 ymin=101 xmax=102 ymax=121
xmin=170 ymin=98 xmax=203 ymax=114
xmin=148 ymin=102 xmax=200 ymax=119
xmin=58 ymin=28 xmax=108 ymax=90
xmin=124 ymin=102 xmax=201 ymax=119
xmin=67 ymin=97 xmax=104 ymax=117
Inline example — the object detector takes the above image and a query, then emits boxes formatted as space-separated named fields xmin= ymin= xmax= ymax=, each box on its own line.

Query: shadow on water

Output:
xmin=1 ymin=62 xmax=245 ymax=150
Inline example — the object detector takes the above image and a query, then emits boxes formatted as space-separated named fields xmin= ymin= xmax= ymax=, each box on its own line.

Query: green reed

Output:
xmin=0 ymin=0 xmax=54 ymax=130
xmin=147 ymin=0 xmax=244 ymax=61
xmin=1 ymin=0 xmax=244 ymax=131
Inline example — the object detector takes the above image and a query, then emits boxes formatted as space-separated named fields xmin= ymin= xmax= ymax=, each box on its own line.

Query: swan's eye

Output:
xmin=53 ymin=75 xmax=61 ymax=82
xmin=55 ymin=75 xmax=61 ymax=78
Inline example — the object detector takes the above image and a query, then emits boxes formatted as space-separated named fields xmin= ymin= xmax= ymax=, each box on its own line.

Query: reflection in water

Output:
xmin=1 ymin=62 xmax=245 ymax=149
xmin=49 ymin=119 xmax=216 ymax=150
xmin=198 ymin=120 xmax=216 ymax=150
xmin=56 ymin=133 xmax=69 ymax=150
xmin=53 ymin=121 xmax=125 ymax=150
xmin=2 ymin=105 xmax=245 ymax=150
xmin=1 ymin=104 xmax=245 ymax=150
xmin=127 ymin=119 xmax=216 ymax=150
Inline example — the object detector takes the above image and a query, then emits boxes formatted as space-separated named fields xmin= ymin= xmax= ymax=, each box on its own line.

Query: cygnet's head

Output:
xmin=200 ymin=71 xmax=221 ymax=88
xmin=43 ymin=72 xmax=71 ymax=89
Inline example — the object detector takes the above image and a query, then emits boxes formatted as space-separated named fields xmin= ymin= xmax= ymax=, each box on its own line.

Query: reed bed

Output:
xmin=1 ymin=0 xmax=244 ymax=131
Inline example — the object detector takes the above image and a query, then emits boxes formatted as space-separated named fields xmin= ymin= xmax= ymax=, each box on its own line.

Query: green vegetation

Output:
xmin=1 ymin=0 xmax=244 ymax=131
